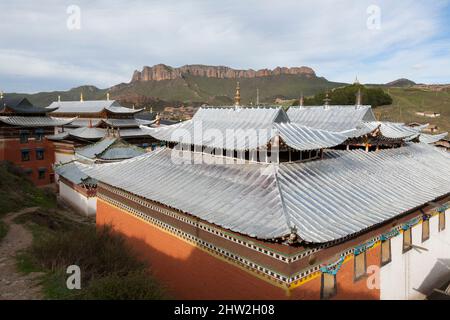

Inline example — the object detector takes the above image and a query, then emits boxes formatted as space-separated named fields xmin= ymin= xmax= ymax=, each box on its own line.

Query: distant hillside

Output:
xmin=385 ymin=78 xmax=416 ymax=87
xmin=375 ymin=87 xmax=450 ymax=133
xmin=293 ymin=84 xmax=393 ymax=107
xmin=11 ymin=64 xmax=346 ymax=110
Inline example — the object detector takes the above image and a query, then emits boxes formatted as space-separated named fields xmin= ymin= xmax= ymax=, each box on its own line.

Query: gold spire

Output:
xmin=234 ymin=82 xmax=241 ymax=107
xmin=299 ymin=92 xmax=304 ymax=107
xmin=58 ymin=95 xmax=61 ymax=102
xmin=354 ymin=76 xmax=360 ymax=85
xmin=80 ymin=92 xmax=84 ymax=102
xmin=106 ymin=92 xmax=110 ymax=101
xmin=0 ymin=91 xmax=3 ymax=99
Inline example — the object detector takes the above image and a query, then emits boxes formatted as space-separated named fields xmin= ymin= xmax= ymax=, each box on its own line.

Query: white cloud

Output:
xmin=0 ymin=0 xmax=449 ymax=92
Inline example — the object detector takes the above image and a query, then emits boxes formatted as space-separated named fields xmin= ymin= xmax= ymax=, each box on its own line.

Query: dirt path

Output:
xmin=0 ymin=207 xmax=44 ymax=300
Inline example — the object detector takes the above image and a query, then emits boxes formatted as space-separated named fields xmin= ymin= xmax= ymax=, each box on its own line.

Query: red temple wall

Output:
xmin=97 ymin=199 xmax=381 ymax=300
xmin=0 ymin=138 xmax=55 ymax=186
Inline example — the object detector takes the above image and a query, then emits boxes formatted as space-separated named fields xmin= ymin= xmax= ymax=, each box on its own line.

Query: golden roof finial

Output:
xmin=80 ymin=92 xmax=84 ymax=102
xmin=234 ymin=81 xmax=241 ymax=107
xmin=356 ymin=88 xmax=362 ymax=106
xmin=58 ymin=95 xmax=61 ymax=102
xmin=0 ymin=91 xmax=3 ymax=99
xmin=106 ymin=92 xmax=110 ymax=101
xmin=299 ymin=92 xmax=304 ymax=107
xmin=324 ymin=91 xmax=331 ymax=107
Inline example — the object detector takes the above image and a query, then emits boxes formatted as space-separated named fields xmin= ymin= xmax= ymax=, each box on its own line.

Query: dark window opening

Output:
xmin=21 ymin=150 xmax=30 ymax=161
xmin=38 ymin=169 xmax=46 ymax=180
xmin=35 ymin=129 xmax=44 ymax=142
xmin=20 ymin=130 xmax=29 ymax=143
xmin=36 ymin=149 xmax=45 ymax=160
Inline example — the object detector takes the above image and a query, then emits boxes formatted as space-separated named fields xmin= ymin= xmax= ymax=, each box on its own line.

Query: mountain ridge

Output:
xmin=131 ymin=64 xmax=316 ymax=82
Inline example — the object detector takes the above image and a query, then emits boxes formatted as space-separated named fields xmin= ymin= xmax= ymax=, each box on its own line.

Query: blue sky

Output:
xmin=1 ymin=0 xmax=449 ymax=93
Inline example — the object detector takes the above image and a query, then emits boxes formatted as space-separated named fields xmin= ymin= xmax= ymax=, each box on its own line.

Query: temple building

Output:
xmin=77 ymin=105 xmax=450 ymax=299
xmin=0 ymin=95 xmax=74 ymax=185
xmin=46 ymin=95 xmax=158 ymax=164
xmin=55 ymin=133 xmax=146 ymax=216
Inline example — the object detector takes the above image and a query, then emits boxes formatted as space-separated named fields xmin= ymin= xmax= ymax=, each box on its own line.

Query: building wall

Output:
xmin=59 ymin=181 xmax=96 ymax=216
xmin=96 ymin=198 xmax=385 ymax=300
xmin=0 ymin=137 xmax=55 ymax=186
xmin=380 ymin=210 xmax=450 ymax=300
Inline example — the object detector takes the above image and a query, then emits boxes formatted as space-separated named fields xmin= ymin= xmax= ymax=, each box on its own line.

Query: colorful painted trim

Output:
xmin=380 ymin=228 xmax=400 ymax=241
xmin=320 ymin=257 xmax=345 ymax=275
xmin=353 ymin=240 xmax=375 ymax=255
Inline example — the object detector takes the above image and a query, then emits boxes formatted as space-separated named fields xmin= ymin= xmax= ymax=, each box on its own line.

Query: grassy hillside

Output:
xmin=11 ymin=75 xmax=346 ymax=109
xmin=374 ymin=87 xmax=450 ymax=133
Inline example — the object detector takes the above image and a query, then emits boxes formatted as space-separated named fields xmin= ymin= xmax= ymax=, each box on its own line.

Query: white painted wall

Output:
xmin=380 ymin=210 xmax=450 ymax=300
xmin=59 ymin=181 xmax=97 ymax=216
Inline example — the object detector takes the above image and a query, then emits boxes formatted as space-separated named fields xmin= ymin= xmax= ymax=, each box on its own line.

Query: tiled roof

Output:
xmin=0 ymin=116 xmax=75 ymax=127
xmin=47 ymin=100 xmax=143 ymax=114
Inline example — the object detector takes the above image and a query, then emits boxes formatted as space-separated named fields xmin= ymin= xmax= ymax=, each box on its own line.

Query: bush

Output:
xmin=73 ymin=271 xmax=166 ymax=300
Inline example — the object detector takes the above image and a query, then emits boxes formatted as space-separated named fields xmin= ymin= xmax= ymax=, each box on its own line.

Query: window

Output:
xmin=439 ymin=212 xmax=446 ymax=232
xmin=23 ymin=168 xmax=32 ymax=178
xmin=19 ymin=130 xmax=29 ymax=143
xmin=21 ymin=149 xmax=30 ymax=161
xmin=35 ymin=129 xmax=44 ymax=142
xmin=354 ymin=252 xmax=367 ymax=281
xmin=321 ymin=273 xmax=337 ymax=300
xmin=381 ymin=239 xmax=392 ymax=266
xmin=36 ymin=149 xmax=44 ymax=160
xmin=38 ymin=168 xmax=46 ymax=180
xmin=422 ymin=219 xmax=430 ymax=242
xmin=403 ymin=228 xmax=412 ymax=253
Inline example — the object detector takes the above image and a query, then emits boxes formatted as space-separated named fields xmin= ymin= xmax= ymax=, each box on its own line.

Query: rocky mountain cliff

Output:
xmin=131 ymin=64 xmax=316 ymax=82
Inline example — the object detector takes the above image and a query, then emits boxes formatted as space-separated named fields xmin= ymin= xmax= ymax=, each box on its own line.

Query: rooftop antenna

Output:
xmin=234 ymin=82 xmax=241 ymax=108
xmin=80 ymin=92 xmax=84 ymax=102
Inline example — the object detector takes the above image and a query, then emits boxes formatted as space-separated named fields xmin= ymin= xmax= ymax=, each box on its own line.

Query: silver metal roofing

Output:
xmin=101 ymin=118 xmax=152 ymax=128
xmin=79 ymin=143 xmax=450 ymax=244
xmin=66 ymin=118 xmax=102 ymax=127
xmin=287 ymin=105 xmax=376 ymax=132
xmin=75 ymin=137 xmax=146 ymax=161
xmin=55 ymin=162 xmax=96 ymax=185
xmin=76 ymin=137 xmax=117 ymax=159
xmin=141 ymin=107 xmax=347 ymax=151
xmin=0 ymin=116 xmax=75 ymax=127
xmin=48 ymin=100 xmax=143 ymax=114
xmin=419 ymin=132 xmax=449 ymax=144
xmin=47 ymin=127 xmax=150 ymax=141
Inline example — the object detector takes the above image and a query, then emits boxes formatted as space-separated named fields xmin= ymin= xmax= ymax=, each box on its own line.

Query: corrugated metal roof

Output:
xmin=287 ymin=105 xmax=375 ymax=132
xmin=47 ymin=127 xmax=150 ymax=141
xmin=75 ymin=137 xmax=146 ymax=161
xmin=101 ymin=118 xmax=149 ymax=128
xmin=78 ymin=143 xmax=450 ymax=244
xmin=76 ymin=137 xmax=117 ymax=159
xmin=48 ymin=100 xmax=143 ymax=114
xmin=141 ymin=107 xmax=347 ymax=151
xmin=55 ymin=162 xmax=96 ymax=185
xmin=0 ymin=116 xmax=75 ymax=127
xmin=66 ymin=118 xmax=102 ymax=127
xmin=420 ymin=132 xmax=449 ymax=144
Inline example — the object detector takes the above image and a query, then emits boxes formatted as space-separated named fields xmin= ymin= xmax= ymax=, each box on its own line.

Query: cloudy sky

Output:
xmin=1 ymin=0 xmax=449 ymax=93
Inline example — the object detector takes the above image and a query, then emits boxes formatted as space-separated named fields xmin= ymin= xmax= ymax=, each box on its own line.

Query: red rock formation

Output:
xmin=131 ymin=64 xmax=316 ymax=82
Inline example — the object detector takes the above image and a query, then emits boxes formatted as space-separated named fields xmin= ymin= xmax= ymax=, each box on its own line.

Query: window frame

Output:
xmin=36 ymin=148 xmax=45 ymax=160
xmin=21 ymin=149 xmax=30 ymax=162
xmin=439 ymin=212 xmax=446 ymax=232
xmin=19 ymin=130 xmax=29 ymax=144
xmin=380 ymin=239 xmax=392 ymax=266
xmin=422 ymin=218 xmax=430 ymax=242
xmin=38 ymin=168 xmax=46 ymax=180
xmin=354 ymin=251 xmax=367 ymax=282
xmin=403 ymin=228 xmax=413 ymax=253
xmin=35 ymin=129 xmax=44 ymax=142
xmin=320 ymin=273 xmax=337 ymax=300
